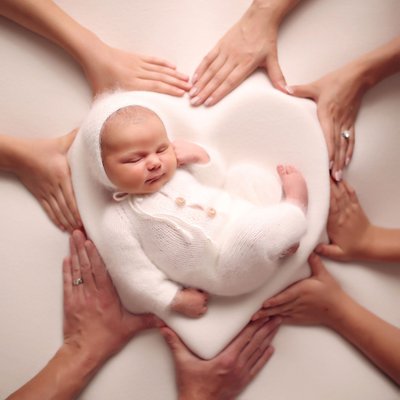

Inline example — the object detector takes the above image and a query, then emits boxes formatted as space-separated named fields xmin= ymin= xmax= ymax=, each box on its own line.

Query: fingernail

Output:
xmin=189 ymin=86 xmax=198 ymax=97
xmin=345 ymin=157 xmax=350 ymax=167
xmin=334 ymin=170 xmax=342 ymax=182
xmin=285 ymin=85 xmax=294 ymax=94
xmin=204 ymin=97 xmax=214 ymax=107
xmin=190 ymin=96 xmax=201 ymax=106
xmin=329 ymin=160 xmax=334 ymax=170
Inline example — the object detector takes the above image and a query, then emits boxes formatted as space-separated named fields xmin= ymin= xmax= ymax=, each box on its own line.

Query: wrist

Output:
xmin=251 ymin=0 xmax=300 ymax=25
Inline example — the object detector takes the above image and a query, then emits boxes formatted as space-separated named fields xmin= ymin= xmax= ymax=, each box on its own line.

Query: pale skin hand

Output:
xmin=0 ymin=130 xmax=81 ymax=232
xmin=316 ymin=180 xmax=372 ymax=262
xmin=0 ymin=0 xmax=192 ymax=96
xmin=7 ymin=230 xmax=163 ymax=400
xmin=172 ymin=139 xmax=210 ymax=166
xmin=171 ymin=288 xmax=209 ymax=318
xmin=316 ymin=180 xmax=400 ymax=263
xmin=289 ymin=35 xmax=400 ymax=181
xmin=189 ymin=0 xmax=301 ymax=107
xmin=253 ymin=253 xmax=400 ymax=385
xmin=252 ymin=253 xmax=346 ymax=326
xmin=162 ymin=317 xmax=281 ymax=400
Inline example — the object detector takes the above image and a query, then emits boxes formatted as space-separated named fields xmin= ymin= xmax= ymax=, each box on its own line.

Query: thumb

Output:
xmin=160 ymin=327 xmax=194 ymax=363
xmin=315 ymin=243 xmax=346 ymax=261
xmin=264 ymin=55 xmax=287 ymax=93
xmin=287 ymin=83 xmax=318 ymax=100
xmin=307 ymin=252 xmax=327 ymax=276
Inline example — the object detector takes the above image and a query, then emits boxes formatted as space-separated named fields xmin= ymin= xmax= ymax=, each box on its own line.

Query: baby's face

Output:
xmin=101 ymin=114 xmax=177 ymax=194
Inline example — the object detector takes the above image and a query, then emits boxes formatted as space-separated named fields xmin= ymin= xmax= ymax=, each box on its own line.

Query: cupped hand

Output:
xmin=189 ymin=6 xmax=287 ymax=107
xmin=288 ymin=64 xmax=367 ymax=181
xmin=83 ymin=45 xmax=192 ymax=97
xmin=15 ymin=130 xmax=81 ymax=232
xmin=315 ymin=180 xmax=372 ymax=261
xmin=161 ymin=317 xmax=280 ymax=400
xmin=172 ymin=139 xmax=210 ymax=166
xmin=252 ymin=253 xmax=347 ymax=327
xmin=63 ymin=230 xmax=163 ymax=359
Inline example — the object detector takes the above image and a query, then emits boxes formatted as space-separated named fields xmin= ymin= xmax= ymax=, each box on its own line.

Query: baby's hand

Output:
xmin=172 ymin=139 xmax=210 ymax=166
xmin=171 ymin=288 xmax=208 ymax=318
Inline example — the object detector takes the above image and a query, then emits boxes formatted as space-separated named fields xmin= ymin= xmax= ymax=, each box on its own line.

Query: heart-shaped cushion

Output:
xmin=69 ymin=73 xmax=329 ymax=359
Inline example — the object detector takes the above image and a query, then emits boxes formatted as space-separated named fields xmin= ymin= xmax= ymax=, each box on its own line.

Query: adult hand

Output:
xmin=64 ymin=230 xmax=163 ymax=358
xmin=252 ymin=253 xmax=346 ymax=327
xmin=161 ymin=317 xmax=281 ymax=400
xmin=189 ymin=1 xmax=293 ymax=107
xmin=14 ymin=130 xmax=81 ymax=232
xmin=83 ymin=45 xmax=192 ymax=97
xmin=288 ymin=64 xmax=365 ymax=181
xmin=315 ymin=180 xmax=372 ymax=262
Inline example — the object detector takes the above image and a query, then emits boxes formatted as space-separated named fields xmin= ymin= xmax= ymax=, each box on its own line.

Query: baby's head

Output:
xmin=100 ymin=105 xmax=177 ymax=195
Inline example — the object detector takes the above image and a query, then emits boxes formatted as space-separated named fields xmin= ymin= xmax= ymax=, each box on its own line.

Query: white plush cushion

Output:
xmin=69 ymin=74 xmax=329 ymax=359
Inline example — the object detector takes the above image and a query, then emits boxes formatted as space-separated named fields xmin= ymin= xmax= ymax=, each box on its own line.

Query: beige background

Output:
xmin=0 ymin=1 xmax=399 ymax=398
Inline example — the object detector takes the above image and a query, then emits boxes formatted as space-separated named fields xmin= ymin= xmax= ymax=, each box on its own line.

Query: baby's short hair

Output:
xmin=103 ymin=105 xmax=159 ymax=130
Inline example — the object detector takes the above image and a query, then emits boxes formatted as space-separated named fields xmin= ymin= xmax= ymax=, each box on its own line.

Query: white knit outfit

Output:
xmin=79 ymin=91 xmax=307 ymax=315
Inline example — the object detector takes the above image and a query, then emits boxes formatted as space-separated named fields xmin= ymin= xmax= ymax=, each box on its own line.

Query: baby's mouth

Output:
xmin=145 ymin=173 xmax=164 ymax=184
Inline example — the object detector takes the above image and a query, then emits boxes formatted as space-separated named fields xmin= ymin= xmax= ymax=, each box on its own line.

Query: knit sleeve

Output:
xmin=98 ymin=203 xmax=180 ymax=315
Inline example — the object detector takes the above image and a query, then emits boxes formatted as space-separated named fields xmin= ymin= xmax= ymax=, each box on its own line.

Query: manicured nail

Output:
xmin=204 ymin=97 xmax=214 ymax=107
xmin=189 ymin=86 xmax=198 ymax=97
xmin=345 ymin=157 xmax=350 ymax=167
xmin=190 ymin=96 xmax=201 ymax=106
xmin=285 ymin=85 xmax=294 ymax=94
xmin=334 ymin=170 xmax=342 ymax=182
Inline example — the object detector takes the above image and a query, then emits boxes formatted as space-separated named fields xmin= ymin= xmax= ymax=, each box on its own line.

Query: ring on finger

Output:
xmin=72 ymin=277 xmax=84 ymax=286
xmin=341 ymin=130 xmax=351 ymax=140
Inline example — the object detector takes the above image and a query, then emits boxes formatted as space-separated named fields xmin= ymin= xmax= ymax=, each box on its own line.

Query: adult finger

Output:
xmin=55 ymin=188 xmax=78 ymax=231
xmin=342 ymin=180 xmax=358 ymax=203
xmin=262 ymin=285 xmax=300 ymax=308
xmin=345 ymin=126 xmax=355 ymax=167
xmin=62 ymin=256 xmax=73 ymax=309
xmin=317 ymin=109 xmax=335 ymax=165
xmin=191 ymin=47 xmax=220 ymax=84
xmin=48 ymin=194 xmax=71 ymax=232
xmin=140 ymin=54 xmax=177 ymax=70
xmin=289 ymin=83 xmax=318 ymax=100
xmin=190 ymin=53 xmax=229 ymax=102
xmin=134 ymin=79 xmax=186 ymax=97
xmin=69 ymin=235 xmax=85 ymax=301
xmin=194 ymin=61 xmax=238 ymax=106
xmin=60 ymin=176 xmax=82 ymax=227
xmin=314 ymin=243 xmax=345 ymax=261
xmin=141 ymin=70 xmax=191 ymax=91
xmin=72 ymin=230 xmax=96 ymax=293
xmin=41 ymin=198 xmax=64 ymax=231
xmin=84 ymin=240 xmax=114 ymax=294
xmin=240 ymin=318 xmax=281 ymax=365
xmin=202 ymin=62 xmax=255 ymax=106
xmin=265 ymin=54 xmax=286 ymax=92
xmin=249 ymin=346 xmax=274 ymax=377
xmin=160 ymin=327 xmax=196 ymax=364
xmin=143 ymin=62 xmax=190 ymax=83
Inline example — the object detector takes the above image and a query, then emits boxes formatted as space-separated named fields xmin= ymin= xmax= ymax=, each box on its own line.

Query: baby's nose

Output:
xmin=147 ymin=154 xmax=161 ymax=169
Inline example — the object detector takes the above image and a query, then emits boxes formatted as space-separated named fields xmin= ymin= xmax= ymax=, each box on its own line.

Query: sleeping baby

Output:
xmin=80 ymin=92 xmax=308 ymax=318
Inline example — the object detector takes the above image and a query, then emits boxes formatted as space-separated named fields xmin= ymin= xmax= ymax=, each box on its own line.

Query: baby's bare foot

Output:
xmin=277 ymin=165 xmax=308 ymax=211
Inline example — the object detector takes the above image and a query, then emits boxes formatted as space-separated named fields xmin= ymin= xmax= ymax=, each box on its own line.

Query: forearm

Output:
xmin=360 ymin=225 xmax=400 ymax=262
xmin=351 ymin=36 xmax=400 ymax=91
xmin=329 ymin=296 xmax=400 ymax=384
xmin=251 ymin=0 xmax=301 ymax=25
xmin=6 ymin=344 xmax=109 ymax=400
xmin=0 ymin=0 xmax=104 ymax=70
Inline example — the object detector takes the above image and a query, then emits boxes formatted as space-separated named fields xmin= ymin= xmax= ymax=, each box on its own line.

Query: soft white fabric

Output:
xmin=69 ymin=84 xmax=329 ymax=358
xmin=73 ymin=91 xmax=307 ymax=315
